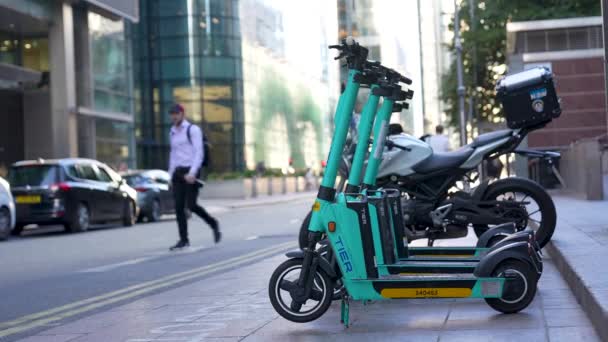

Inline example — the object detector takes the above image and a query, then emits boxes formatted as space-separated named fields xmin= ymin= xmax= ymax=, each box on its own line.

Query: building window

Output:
xmin=95 ymin=118 xmax=131 ymax=168
xmin=0 ymin=34 xmax=19 ymax=66
xmin=89 ymin=12 xmax=130 ymax=113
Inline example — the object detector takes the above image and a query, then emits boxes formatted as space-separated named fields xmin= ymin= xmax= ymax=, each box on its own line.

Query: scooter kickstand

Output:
xmin=340 ymin=296 xmax=350 ymax=328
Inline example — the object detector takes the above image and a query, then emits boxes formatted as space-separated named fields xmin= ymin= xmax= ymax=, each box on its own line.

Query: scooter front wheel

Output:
xmin=269 ymin=258 xmax=333 ymax=323
xmin=485 ymin=259 xmax=538 ymax=314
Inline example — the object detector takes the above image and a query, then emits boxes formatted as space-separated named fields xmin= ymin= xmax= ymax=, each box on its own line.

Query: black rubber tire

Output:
xmin=268 ymin=258 xmax=333 ymax=323
xmin=147 ymin=199 xmax=161 ymax=222
xmin=67 ymin=203 xmax=90 ymax=233
xmin=298 ymin=211 xmax=313 ymax=250
xmin=485 ymin=259 xmax=538 ymax=314
xmin=0 ymin=207 xmax=10 ymax=240
xmin=122 ymin=200 xmax=136 ymax=227
xmin=11 ymin=224 xmax=24 ymax=236
xmin=474 ymin=177 xmax=556 ymax=248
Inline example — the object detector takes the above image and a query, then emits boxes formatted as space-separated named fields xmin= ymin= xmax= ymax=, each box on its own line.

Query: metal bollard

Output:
xmin=268 ymin=176 xmax=273 ymax=196
xmin=295 ymin=176 xmax=300 ymax=193
xmin=282 ymin=175 xmax=287 ymax=194
xmin=252 ymin=175 xmax=258 ymax=198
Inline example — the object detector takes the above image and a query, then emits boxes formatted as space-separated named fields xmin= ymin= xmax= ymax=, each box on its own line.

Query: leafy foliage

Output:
xmin=441 ymin=0 xmax=601 ymax=128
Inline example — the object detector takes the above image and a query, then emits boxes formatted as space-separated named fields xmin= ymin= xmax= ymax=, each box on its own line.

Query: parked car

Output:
xmin=121 ymin=170 xmax=175 ymax=222
xmin=8 ymin=158 xmax=138 ymax=235
xmin=0 ymin=176 xmax=16 ymax=240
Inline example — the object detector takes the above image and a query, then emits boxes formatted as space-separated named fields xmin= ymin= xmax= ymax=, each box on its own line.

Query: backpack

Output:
xmin=186 ymin=124 xmax=211 ymax=168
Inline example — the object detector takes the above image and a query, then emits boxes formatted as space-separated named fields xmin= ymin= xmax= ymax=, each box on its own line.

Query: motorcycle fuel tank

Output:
xmin=377 ymin=134 xmax=432 ymax=178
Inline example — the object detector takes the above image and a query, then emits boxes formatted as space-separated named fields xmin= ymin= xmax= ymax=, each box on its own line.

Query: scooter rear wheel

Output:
xmin=269 ymin=258 xmax=333 ymax=323
xmin=485 ymin=259 xmax=538 ymax=314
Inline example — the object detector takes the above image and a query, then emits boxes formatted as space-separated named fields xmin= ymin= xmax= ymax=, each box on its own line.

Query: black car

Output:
xmin=121 ymin=170 xmax=175 ymax=222
xmin=8 ymin=158 xmax=138 ymax=235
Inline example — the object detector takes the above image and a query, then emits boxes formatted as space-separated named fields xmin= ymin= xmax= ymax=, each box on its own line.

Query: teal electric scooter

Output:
xmin=268 ymin=38 xmax=542 ymax=327
xmin=347 ymin=66 xmax=539 ymax=267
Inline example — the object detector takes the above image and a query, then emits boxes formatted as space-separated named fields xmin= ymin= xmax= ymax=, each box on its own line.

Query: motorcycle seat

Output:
xmin=471 ymin=129 xmax=512 ymax=148
xmin=412 ymin=146 xmax=474 ymax=174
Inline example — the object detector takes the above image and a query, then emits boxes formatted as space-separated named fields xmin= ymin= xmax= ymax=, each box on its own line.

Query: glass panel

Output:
xmin=525 ymin=31 xmax=547 ymax=53
xmin=95 ymin=118 xmax=131 ymax=168
xmin=8 ymin=165 xmax=59 ymax=187
xmin=158 ymin=17 xmax=191 ymax=37
xmin=161 ymin=57 xmax=196 ymax=78
xmin=65 ymin=165 xmax=79 ymax=179
xmin=203 ymin=101 xmax=232 ymax=122
xmin=159 ymin=37 xmax=198 ymax=57
xmin=158 ymin=1 xmax=189 ymax=16
xmin=201 ymin=57 xmax=235 ymax=78
xmin=0 ymin=34 xmax=18 ymax=65
xmin=568 ymin=28 xmax=589 ymax=50
xmin=89 ymin=12 xmax=129 ymax=112
xmin=124 ymin=174 xmax=148 ymax=186
xmin=547 ymin=30 xmax=567 ymax=51
xmin=94 ymin=90 xmax=130 ymax=113
xmin=21 ymin=38 xmax=49 ymax=72
xmin=78 ymin=164 xmax=99 ymax=181
xmin=95 ymin=166 xmax=113 ymax=182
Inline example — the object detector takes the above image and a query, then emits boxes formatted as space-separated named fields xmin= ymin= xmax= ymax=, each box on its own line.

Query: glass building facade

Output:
xmin=133 ymin=0 xmax=244 ymax=172
xmin=0 ymin=0 xmax=137 ymax=172
xmin=88 ymin=12 xmax=135 ymax=168
xmin=133 ymin=0 xmax=338 ymax=173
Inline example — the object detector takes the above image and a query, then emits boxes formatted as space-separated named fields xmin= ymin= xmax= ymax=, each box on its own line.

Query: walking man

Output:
xmin=426 ymin=124 xmax=451 ymax=152
xmin=168 ymin=104 xmax=221 ymax=250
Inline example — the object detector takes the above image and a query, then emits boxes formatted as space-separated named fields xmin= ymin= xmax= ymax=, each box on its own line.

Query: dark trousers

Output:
xmin=172 ymin=167 xmax=217 ymax=242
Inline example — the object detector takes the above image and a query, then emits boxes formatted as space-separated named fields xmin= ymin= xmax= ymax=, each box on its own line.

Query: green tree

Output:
xmin=441 ymin=0 xmax=601 ymax=129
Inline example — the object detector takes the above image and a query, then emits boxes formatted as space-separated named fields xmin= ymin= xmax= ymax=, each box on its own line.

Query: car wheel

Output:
xmin=67 ymin=203 xmax=90 ymax=233
xmin=11 ymin=224 xmax=24 ymax=236
xmin=0 ymin=207 xmax=10 ymax=240
xmin=148 ymin=199 xmax=161 ymax=222
xmin=123 ymin=200 xmax=136 ymax=227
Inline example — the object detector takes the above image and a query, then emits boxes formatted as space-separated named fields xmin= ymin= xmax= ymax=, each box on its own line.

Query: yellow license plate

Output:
xmin=16 ymin=195 xmax=41 ymax=204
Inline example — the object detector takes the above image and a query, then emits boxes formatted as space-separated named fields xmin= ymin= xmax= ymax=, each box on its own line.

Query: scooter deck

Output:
xmin=347 ymin=273 xmax=504 ymax=300
xmin=382 ymin=260 xmax=478 ymax=274
xmin=398 ymin=247 xmax=487 ymax=262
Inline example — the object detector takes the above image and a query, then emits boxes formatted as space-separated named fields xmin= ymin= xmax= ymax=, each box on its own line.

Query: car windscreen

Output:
xmin=8 ymin=165 xmax=60 ymax=187
xmin=123 ymin=174 xmax=150 ymax=187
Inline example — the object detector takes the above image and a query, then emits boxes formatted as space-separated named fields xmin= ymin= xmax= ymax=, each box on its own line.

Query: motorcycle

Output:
xmin=299 ymin=124 xmax=558 ymax=249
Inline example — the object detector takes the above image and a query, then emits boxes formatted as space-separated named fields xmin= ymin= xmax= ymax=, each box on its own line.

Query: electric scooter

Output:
xmin=268 ymin=38 xmax=543 ymax=327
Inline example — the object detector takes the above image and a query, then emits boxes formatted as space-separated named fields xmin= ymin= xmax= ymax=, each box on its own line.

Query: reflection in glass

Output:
xmin=95 ymin=118 xmax=131 ymax=168
xmin=89 ymin=12 xmax=130 ymax=113
xmin=22 ymin=39 xmax=49 ymax=72
xmin=0 ymin=34 xmax=18 ymax=65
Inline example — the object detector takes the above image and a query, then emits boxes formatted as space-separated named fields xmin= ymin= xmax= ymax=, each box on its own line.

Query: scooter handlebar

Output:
xmin=400 ymin=76 xmax=413 ymax=85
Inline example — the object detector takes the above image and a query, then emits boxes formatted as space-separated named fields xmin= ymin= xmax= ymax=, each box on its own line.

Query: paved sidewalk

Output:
xmin=200 ymin=192 xmax=315 ymax=215
xmin=16 ymin=244 xmax=599 ymax=341
xmin=546 ymin=195 xmax=608 ymax=341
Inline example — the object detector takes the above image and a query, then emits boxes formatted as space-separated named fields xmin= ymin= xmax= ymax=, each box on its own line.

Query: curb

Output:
xmin=546 ymin=242 xmax=608 ymax=341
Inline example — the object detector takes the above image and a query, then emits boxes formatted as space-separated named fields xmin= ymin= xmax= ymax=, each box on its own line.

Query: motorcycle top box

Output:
xmin=496 ymin=67 xmax=561 ymax=129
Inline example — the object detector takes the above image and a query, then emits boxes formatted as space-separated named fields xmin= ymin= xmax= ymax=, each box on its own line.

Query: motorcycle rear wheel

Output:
xmin=474 ymin=177 xmax=556 ymax=248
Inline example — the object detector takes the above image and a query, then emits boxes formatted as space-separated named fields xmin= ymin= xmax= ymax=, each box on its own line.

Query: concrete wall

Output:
xmin=559 ymin=138 xmax=604 ymax=200
xmin=22 ymin=89 xmax=53 ymax=160
xmin=48 ymin=1 xmax=78 ymax=159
